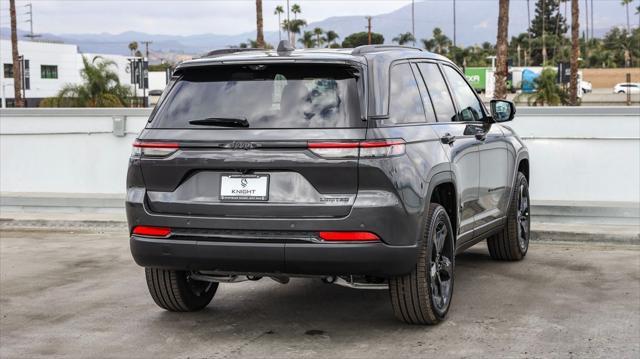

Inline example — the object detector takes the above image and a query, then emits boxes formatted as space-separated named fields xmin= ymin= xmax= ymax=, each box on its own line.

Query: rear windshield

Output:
xmin=150 ymin=64 xmax=363 ymax=129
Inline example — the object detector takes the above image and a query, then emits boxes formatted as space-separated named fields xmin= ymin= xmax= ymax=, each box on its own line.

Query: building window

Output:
xmin=41 ymin=65 xmax=58 ymax=79
xmin=3 ymin=64 xmax=13 ymax=78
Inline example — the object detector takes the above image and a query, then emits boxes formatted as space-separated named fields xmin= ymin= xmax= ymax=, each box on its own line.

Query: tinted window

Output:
xmin=150 ymin=64 xmax=362 ymax=129
xmin=41 ymin=65 xmax=58 ymax=79
xmin=417 ymin=63 xmax=457 ymax=122
xmin=388 ymin=63 xmax=426 ymax=124
xmin=442 ymin=65 xmax=485 ymax=122
xmin=3 ymin=64 xmax=13 ymax=78
xmin=411 ymin=63 xmax=437 ymax=123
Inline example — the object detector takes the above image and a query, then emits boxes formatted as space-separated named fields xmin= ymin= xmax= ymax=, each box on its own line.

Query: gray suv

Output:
xmin=127 ymin=42 xmax=530 ymax=325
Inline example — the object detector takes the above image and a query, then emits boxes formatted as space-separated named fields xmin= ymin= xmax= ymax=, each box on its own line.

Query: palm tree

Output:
xmin=569 ymin=0 xmax=580 ymax=105
xmin=283 ymin=19 xmax=306 ymax=44
xmin=325 ymin=30 xmax=339 ymax=47
xmin=393 ymin=32 xmax=416 ymax=45
xmin=495 ymin=0 xmax=510 ymax=100
xmin=9 ymin=0 xmax=23 ymax=107
xmin=256 ymin=0 xmax=265 ymax=48
xmin=313 ymin=28 xmax=324 ymax=48
xmin=525 ymin=68 xmax=568 ymax=106
xmin=274 ymin=5 xmax=284 ymax=41
xmin=421 ymin=28 xmax=452 ymax=54
xmin=128 ymin=41 xmax=138 ymax=56
xmin=622 ymin=0 xmax=633 ymax=33
xmin=292 ymin=4 xmax=301 ymax=19
xmin=42 ymin=56 xmax=132 ymax=107
xmin=298 ymin=31 xmax=315 ymax=48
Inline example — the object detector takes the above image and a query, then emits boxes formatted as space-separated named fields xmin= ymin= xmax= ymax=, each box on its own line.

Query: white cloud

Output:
xmin=474 ymin=20 xmax=488 ymax=29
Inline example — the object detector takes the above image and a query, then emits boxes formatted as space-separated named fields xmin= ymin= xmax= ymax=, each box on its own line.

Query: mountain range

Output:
xmin=1 ymin=0 xmax=632 ymax=61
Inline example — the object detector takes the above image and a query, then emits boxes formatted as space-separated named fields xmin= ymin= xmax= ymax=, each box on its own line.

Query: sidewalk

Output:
xmin=2 ymin=210 xmax=638 ymax=244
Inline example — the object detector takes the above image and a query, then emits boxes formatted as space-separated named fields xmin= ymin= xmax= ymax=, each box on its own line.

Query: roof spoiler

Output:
xmin=351 ymin=45 xmax=423 ymax=55
xmin=204 ymin=48 xmax=261 ymax=58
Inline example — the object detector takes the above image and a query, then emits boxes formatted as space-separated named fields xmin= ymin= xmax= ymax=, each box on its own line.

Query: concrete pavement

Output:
xmin=1 ymin=228 xmax=639 ymax=358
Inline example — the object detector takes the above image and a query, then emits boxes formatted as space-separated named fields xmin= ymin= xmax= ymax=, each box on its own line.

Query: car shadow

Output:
xmin=144 ymin=244 xmax=497 ymax=336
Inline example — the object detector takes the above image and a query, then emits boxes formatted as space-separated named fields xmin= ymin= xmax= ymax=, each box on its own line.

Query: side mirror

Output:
xmin=490 ymin=99 xmax=516 ymax=122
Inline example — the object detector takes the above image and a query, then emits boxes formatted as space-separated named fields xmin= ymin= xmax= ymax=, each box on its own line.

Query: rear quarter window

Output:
xmin=149 ymin=64 xmax=363 ymax=129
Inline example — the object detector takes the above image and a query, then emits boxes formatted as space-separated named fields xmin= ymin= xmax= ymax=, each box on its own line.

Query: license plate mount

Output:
xmin=220 ymin=174 xmax=269 ymax=202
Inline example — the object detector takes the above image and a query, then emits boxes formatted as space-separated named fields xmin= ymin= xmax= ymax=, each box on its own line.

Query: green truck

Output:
xmin=464 ymin=67 xmax=514 ymax=93
xmin=464 ymin=67 xmax=487 ymax=92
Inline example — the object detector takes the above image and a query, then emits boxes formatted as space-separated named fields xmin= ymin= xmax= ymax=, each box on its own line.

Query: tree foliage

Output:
xmin=341 ymin=32 xmax=384 ymax=47
xmin=393 ymin=32 xmax=415 ymax=45
xmin=40 ymin=56 xmax=132 ymax=107
xmin=517 ymin=68 xmax=569 ymax=106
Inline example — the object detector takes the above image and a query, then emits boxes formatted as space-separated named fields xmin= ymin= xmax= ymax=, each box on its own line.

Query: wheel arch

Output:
xmin=426 ymin=172 xmax=458 ymax=243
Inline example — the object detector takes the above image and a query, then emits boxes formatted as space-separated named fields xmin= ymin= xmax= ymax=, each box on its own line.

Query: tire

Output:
xmin=389 ymin=203 xmax=455 ymax=325
xmin=487 ymin=172 xmax=530 ymax=261
xmin=145 ymin=268 xmax=218 ymax=312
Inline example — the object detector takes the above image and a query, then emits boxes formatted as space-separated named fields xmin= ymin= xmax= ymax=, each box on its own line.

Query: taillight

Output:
xmin=132 ymin=226 xmax=172 ymax=238
xmin=308 ymin=139 xmax=405 ymax=159
xmin=132 ymin=141 xmax=179 ymax=157
xmin=359 ymin=140 xmax=406 ymax=158
xmin=319 ymin=231 xmax=380 ymax=241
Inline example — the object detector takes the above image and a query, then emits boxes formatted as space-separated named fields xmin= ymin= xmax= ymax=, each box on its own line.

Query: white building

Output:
xmin=0 ymin=39 xmax=151 ymax=107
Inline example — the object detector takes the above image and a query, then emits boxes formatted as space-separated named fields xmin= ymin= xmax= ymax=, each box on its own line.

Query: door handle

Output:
xmin=440 ymin=133 xmax=456 ymax=145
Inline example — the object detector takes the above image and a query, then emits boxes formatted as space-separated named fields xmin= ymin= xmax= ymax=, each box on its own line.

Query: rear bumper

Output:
xmin=130 ymin=236 xmax=417 ymax=276
xmin=126 ymin=187 xmax=422 ymax=276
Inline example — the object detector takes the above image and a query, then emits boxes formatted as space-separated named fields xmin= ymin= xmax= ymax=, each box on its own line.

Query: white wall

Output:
xmin=1 ymin=107 xmax=639 ymax=207
xmin=0 ymin=40 xmax=81 ymax=100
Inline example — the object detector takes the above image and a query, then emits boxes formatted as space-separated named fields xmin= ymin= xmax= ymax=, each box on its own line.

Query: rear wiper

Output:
xmin=189 ymin=117 xmax=249 ymax=128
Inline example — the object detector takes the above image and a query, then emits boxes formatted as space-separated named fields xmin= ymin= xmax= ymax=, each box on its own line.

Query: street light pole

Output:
xmin=412 ymin=0 xmax=415 ymax=46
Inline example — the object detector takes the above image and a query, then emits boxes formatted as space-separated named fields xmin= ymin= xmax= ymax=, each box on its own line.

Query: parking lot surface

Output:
xmin=1 ymin=228 xmax=639 ymax=358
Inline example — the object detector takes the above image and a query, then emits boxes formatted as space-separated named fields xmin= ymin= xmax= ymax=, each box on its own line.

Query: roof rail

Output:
xmin=204 ymin=48 xmax=262 ymax=57
xmin=351 ymin=45 xmax=423 ymax=56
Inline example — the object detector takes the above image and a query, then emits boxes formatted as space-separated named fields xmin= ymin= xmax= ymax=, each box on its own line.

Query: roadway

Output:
xmin=0 ymin=228 xmax=638 ymax=358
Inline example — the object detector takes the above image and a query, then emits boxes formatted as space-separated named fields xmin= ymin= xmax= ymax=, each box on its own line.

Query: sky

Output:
xmin=0 ymin=0 xmax=636 ymax=37
xmin=0 ymin=0 xmax=413 ymax=36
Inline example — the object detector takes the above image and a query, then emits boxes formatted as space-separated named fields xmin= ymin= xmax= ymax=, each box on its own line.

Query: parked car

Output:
xmin=613 ymin=83 xmax=640 ymax=94
xmin=127 ymin=42 xmax=530 ymax=325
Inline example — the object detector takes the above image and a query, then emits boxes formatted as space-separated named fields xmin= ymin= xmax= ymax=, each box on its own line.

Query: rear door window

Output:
xmin=150 ymin=64 xmax=362 ymax=129
xmin=387 ymin=63 xmax=427 ymax=124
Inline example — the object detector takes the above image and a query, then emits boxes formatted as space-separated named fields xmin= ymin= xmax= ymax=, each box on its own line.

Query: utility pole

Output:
xmin=527 ymin=0 xmax=532 ymax=66
xmin=9 ymin=0 xmax=24 ymax=107
xmin=584 ymin=0 xmax=589 ymax=48
xmin=140 ymin=41 xmax=152 ymax=107
xmin=453 ymin=0 xmax=457 ymax=47
xmin=24 ymin=3 xmax=40 ymax=40
xmin=590 ymin=0 xmax=593 ymax=39
xmin=365 ymin=16 xmax=372 ymax=45
xmin=412 ymin=0 xmax=416 ymax=46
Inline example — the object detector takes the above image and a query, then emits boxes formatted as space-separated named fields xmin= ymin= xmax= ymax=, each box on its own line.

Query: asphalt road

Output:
xmin=1 ymin=229 xmax=639 ymax=358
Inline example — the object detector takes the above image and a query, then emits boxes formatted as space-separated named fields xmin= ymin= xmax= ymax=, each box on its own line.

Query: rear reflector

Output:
xmin=319 ymin=231 xmax=380 ymax=241
xmin=308 ymin=139 xmax=405 ymax=158
xmin=132 ymin=226 xmax=172 ymax=238
xmin=132 ymin=141 xmax=179 ymax=157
